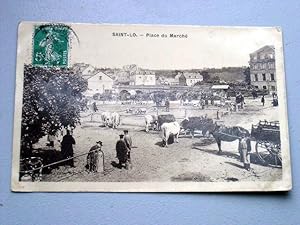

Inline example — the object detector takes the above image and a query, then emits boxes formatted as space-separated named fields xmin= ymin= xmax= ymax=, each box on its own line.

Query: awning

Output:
xmin=211 ymin=85 xmax=229 ymax=90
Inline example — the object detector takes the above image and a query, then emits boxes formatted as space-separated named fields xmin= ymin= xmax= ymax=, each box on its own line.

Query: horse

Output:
xmin=210 ymin=124 xmax=251 ymax=154
xmin=180 ymin=116 xmax=214 ymax=138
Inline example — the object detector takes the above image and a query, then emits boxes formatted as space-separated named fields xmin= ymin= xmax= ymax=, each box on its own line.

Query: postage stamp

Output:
xmin=32 ymin=24 xmax=69 ymax=67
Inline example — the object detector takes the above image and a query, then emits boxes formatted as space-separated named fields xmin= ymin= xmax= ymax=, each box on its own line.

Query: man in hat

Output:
xmin=86 ymin=141 xmax=102 ymax=172
xmin=124 ymin=130 xmax=133 ymax=167
xmin=116 ymin=134 xmax=129 ymax=169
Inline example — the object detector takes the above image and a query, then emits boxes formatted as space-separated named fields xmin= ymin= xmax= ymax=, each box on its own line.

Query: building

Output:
xmin=157 ymin=76 xmax=180 ymax=86
xmin=129 ymin=70 xmax=156 ymax=86
xmin=80 ymin=64 xmax=95 ymax=76
xmin=84 ymin=71 xmax=114 ymax=96
xmin=115 ymin=70 xmax=130 ymax=85
xmin=177 ymin=72 xmax=203 ymax=86
xmin=249 ymin=45 xmax=276 ymax=92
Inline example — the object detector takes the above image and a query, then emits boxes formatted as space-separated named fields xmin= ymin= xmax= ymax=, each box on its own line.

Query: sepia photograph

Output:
xmin=11 ymin=22 xmax=291 ymax=192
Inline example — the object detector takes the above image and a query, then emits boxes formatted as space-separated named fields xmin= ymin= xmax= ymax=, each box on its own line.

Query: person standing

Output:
xmin=165 ymin=98 xmax=170 ymax=112
xmin=92 ymin=102 xmax=98 ymax=112
xmin=241 ymin=94 xmax=245 ymax=109
xmin=124 ymin=130 xmax=133 ymax=167
xmin=116 ymin=134 xmax=129 ymax=169
xmin=261 ymin=95 xmax=265 ymax=106
xmin=61 ymin=130 xmax=76 ymax=167
xmin=86 ymin=141 xmax=102 ymax=172
xmin=238 ymin=135 xmax=251 ymax=171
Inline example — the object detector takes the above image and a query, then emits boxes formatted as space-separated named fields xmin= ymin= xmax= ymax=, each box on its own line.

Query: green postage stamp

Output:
xmin=33 ymin=25 xmax=69 ymax=67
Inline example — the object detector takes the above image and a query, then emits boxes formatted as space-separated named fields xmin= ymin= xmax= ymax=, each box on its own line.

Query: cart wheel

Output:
xmin=256 ymin=142 xmax=282 ymax=168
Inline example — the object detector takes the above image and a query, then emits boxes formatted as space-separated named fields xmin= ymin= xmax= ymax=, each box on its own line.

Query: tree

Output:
xmin=151 ymin=91 xmax=166 ymax=106
xmin=243 ymin=67 xmax=251 ymax=85
xmin=201 ymin=71 xmax=210 ymax=81
xmin=210 ymin=75 xmax=220 ymax=83
xmin=21 ymin=65 xmax=88 ymax=152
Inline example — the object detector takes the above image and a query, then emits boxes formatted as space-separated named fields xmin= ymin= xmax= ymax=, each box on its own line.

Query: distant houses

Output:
xmin=157 ymin=72 xmax=203 ymax=86
xmin=83 ymin=71 xmax=114 ymax=96
xmin=170 ymin=72 xmax=203 ymax=86
xmin=72 ymin=62 xmax=252 ymax=98
xmin=73 ymin=63 xmax=114 ymax=97
xmin=129 ymin=70 xmax=156 ymax=86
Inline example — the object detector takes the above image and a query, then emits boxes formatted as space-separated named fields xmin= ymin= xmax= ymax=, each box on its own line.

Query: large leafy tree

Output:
xmin=21 ymin=65 xmax=88 ymax=151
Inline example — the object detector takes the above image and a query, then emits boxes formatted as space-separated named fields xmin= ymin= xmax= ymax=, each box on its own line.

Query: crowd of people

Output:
xmin=46 ymin=129 xmax=134 ymax=172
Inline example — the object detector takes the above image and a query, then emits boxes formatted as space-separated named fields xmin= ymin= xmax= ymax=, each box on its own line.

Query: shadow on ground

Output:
xmin=192 ymin=138 xmax=216 ymax=147
xmin=193 ymin=144 xmax=276 ymax=168
xmin=225 ymin=161 xmax=245 ymax=169
xmin=192 ymin=146 xmax=240 ymax=160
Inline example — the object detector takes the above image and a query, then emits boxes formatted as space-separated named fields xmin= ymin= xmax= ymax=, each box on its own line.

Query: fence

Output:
xmin=19 ymin=149 xmax=106 ymax=182
xmin=81 ymin=104 xmax=229 ymax=128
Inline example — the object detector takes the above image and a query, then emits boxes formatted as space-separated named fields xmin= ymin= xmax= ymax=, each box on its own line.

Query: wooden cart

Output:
xmin=251 ymin=120 xmax=281 ymax=167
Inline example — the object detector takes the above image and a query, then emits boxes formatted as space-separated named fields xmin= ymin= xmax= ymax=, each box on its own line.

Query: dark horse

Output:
xmin=210 ymin=124 xmax=251 ymax=154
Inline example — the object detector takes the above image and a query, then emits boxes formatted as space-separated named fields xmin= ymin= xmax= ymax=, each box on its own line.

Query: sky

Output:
xmin=69 ymin=24 xmax=281 ymax=70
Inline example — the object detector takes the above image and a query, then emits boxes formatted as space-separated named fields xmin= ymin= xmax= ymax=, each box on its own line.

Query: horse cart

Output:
xmin=251 ymin=120 xmax=281 ymax=167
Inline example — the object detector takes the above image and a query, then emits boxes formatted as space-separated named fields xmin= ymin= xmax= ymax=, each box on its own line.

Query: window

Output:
xmin=263 ymin=86 xmax=267 ymax=90
xmin=270 ymin=73 xmax=275 ymax=81
xmin=255 ymin=86 xmax=258 ymax=89
xmin=254 ymin=74 xmax=258 ymax=81
xmin=262 ymin=74 xmax=266 ymax=81
xmin=271 ymin=86 xmax=276 ymax=91
xmin=99 ymin=76 xmax=102 ymax=80
xmin=269 ymin=54 xmax=274 ymax=59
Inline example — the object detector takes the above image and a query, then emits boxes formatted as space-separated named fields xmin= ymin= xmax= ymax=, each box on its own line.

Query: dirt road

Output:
xmin=42 ymin=96 xmax=281 ymax=182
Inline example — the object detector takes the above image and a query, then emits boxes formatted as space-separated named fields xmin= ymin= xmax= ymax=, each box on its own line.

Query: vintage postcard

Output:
xmin=12 ymin=22 xmax=292 ymax=192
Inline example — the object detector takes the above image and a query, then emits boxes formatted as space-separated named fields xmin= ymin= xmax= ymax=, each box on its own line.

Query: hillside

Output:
xmin=154 ymin=67 xmax=247 ymax=82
